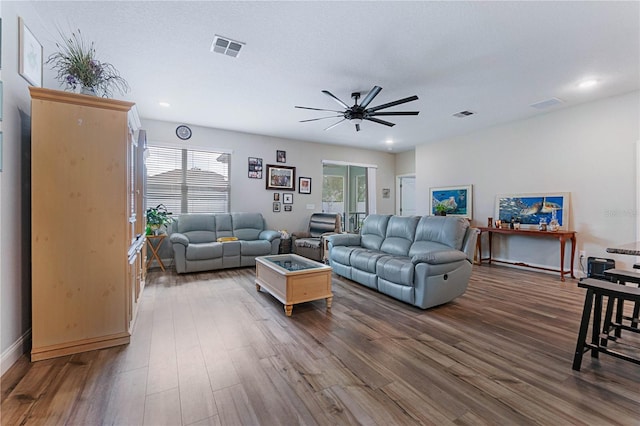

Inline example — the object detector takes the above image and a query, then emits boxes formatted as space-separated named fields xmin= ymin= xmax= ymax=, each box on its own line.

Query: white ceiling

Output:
xmin=32 ymin=1 xmax=640 ymax=152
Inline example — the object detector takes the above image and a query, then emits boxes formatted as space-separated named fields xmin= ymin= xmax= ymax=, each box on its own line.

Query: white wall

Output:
xmin=395 ymin=149 xmax=415 ymax=175
xmin=1 ymin=1 xmax=52 ymax=374
xmin=416 ymin=91 xmax=640 ymax=273
xmin=142 ymin=119 xmax=397 ymax=234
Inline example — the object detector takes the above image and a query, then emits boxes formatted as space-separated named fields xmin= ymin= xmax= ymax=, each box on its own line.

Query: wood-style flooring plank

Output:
xmin=2 ymin=264 xmax=640 ymax=425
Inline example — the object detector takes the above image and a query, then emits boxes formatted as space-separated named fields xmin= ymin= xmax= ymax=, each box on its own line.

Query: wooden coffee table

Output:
xmin=255 ymin=254 xmax=332 ymax=316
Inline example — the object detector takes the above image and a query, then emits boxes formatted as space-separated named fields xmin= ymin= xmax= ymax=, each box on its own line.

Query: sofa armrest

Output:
xmin=326 ymin=233 xmax=361 ymax=247
xmin=461 ymin=227 xmax=480 ymax=262
xmin=259 ymin=229 xmax=280 ymax=242
xmin=169 ymin=232 xmax=189 ymax=246
xmin=411 ymin=250 xmax=468 ymax=265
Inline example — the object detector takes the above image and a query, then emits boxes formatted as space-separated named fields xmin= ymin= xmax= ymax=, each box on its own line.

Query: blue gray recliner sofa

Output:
xmin=169 ymin=212 xmax=281 ymax=273
xmin=327 ymin=214 xmax=478 ymax=309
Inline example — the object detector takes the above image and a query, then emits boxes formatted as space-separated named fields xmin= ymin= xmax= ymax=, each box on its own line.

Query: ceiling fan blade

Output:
xmin=295 ymin=106 xmax=344 ymax=113
xmin=359 ymin=86 xmax=382 ymax=109
xmin=324 ymin=118 xmax=347 ymax=131
xmin=367 ymin=95 xmax=419 ymax=113
xmin=299 ymin=115 xmax=343 ymax=123
xmin=364 ymin=117 xmax=396 ymax=127
xmin=322 ymin=90 xmax=350 ymax=109
xmin=355 ymin=123 xmax=361 ymax=132
xmin=369 ymin=111 xmax=420 ymax=116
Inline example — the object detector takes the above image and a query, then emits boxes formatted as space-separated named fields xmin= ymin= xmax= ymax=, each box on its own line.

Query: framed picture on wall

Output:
xmin=266 ymin=164 xmax=295 ymax=191
xmin=273 ymin=202 xmax=281 ymax=212
xmin=429 ymin=185 xmax=473 ymax=219
xmin=276 ymin=150 xmax=286 ymax=163
xmin=248 ymin=157 xmax=263 ymax=179
xmin=19 ymin=17 xmax=43 ymax=87
xmin=495 ymin=192 xmax=570 ymax=230
xmin=283 ymin=193 xmax=293 ymax=204
xmin=284 ymin=205 xmax=292 ymax=212
xmin=298 ymin=177 xmax=311 ymax=194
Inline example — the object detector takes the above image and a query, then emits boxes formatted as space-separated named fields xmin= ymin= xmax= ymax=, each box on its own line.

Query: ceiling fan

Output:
xmin=295 ymin=86 xmax=419 ymax=132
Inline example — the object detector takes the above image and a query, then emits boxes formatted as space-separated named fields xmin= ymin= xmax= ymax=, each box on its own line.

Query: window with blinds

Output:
xmin=145 ymin=145 xmax=230 ymax=214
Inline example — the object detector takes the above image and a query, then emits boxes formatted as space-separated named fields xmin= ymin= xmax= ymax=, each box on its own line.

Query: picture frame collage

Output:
xmin=247 ymin=150 xmax=312 ymax=213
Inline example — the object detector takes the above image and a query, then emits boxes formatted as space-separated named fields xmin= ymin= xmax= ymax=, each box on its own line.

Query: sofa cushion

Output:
xmin=360 ymin=215 xmax=391 ymax=250
xmin=350 ymin=249 xmax=388 ymax=273
xmin=233 ymin=213 xmax=264 ymax=240
xmin=186 ymin=242 xmax=223 ymax=260
xmin=330 ymin=245 xmax=358 ymax=265
xmin=240 ymin=240 xmax=272 ymax=256
xmin=215 ymin=214 xmax=234 ymax=239
xmin=408 ymin=241 xmax=453 ymax=258
xmin=411 ymin=250 xmax=467 ymax=265
xmin=184 ymin=230 xmax=217 ymax=244
xmin=380 ymin=216 xmax=419 ymax=256
xmin=376 ymin=256 xmax=415 ymax=286
xmin=176 ymin=214 xmax=216 ymax=234
xmin=412 ymin=216 xmax=469 ymax=251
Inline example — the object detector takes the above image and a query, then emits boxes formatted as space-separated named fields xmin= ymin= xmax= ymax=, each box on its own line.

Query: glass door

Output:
xmin=322 ymin=164 xmax=367 ymax=232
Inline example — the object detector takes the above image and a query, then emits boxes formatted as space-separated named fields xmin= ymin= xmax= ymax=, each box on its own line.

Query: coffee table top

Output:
xmin=257 ymin=253 xmax=331 ymax=274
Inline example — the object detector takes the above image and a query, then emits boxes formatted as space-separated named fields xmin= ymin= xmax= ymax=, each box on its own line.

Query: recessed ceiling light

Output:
xmin=159 ymin=102 xmax=170 ymax=107
xmin=578 ymin=79 xmax=598 ymax=89
xmin=385 ymin=140 xmax=394 ymax=145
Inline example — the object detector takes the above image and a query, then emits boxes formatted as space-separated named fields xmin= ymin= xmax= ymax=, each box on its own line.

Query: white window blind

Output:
xmin=145 ymin=145 xmax=230 ymax=214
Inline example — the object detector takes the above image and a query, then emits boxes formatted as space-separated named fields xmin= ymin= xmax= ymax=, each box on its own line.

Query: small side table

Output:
xmin=146 ymin=234 xmax=166 ymax=272
xmin=279 ymin=238 xmax=292 ymax=254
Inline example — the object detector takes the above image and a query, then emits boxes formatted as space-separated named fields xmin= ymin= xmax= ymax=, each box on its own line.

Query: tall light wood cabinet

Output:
xmin=30 ymin=87 xmax=146 ymax=361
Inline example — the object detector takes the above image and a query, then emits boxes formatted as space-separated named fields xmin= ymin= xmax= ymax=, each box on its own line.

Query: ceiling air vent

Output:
xmin=530 ymin=97 xmax=564 ymax=109
xmin=453 ymin=110 xmax=475 ymax=118
xmin=211 ymin=35 xmax=244 ymax=58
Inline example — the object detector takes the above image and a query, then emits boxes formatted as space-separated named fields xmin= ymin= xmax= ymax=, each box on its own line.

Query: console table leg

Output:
xmin=326 ymin=296 xmax=333 ymax=310
xmin=570 ymin=235 xmax=576 ymax=279
xmin=285 ymin=304 xmax=293 ymax=317
xmin=559 ymin=235 xmax=566 ymax=282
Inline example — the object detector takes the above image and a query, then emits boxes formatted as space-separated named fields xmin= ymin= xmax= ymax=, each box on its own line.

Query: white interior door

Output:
xmin=398 ymin=175 xmax=416 ymax=216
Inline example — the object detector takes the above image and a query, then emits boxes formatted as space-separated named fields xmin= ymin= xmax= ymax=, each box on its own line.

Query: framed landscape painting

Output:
xmin=495 ymin=192 xmax=570 ymax=230
xmin=429 ymin=185 xmax=473 ymax=219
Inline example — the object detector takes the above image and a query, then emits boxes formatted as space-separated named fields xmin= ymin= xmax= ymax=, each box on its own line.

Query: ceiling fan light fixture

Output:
xmin=352 ymin=118 xmax=363 ymax=124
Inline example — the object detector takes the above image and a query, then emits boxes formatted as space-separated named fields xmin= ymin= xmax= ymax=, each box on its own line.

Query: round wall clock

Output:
xmin=176 ymin=125 xmax=192 ymax=140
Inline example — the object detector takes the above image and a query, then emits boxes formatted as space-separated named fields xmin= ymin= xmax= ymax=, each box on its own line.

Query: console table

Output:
xmin=477 ymin=227 xmax=576 ymax=281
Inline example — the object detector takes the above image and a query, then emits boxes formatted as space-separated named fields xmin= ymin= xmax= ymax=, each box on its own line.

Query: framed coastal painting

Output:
xmin=19 ymin=17 xmax=43 ymax=87
xmin=266 ymin=164 xmax=295 ymax=191
xmin=429 ymin=185 xmax=473 ymax=219
xmin=495 ymin=192 xmax=570 ymax=230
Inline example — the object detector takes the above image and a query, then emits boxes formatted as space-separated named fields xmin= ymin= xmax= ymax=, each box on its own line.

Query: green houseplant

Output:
xmin=435 ymin=203 xmax=448 ymax=216
xmin=47 ymin=29 xmax=130 ymax=97
xmin=146 ymin=204 xmax=174 ymax=235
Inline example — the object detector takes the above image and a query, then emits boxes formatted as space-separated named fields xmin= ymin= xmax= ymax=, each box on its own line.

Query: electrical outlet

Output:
xmin=579 ymin=250 xmax=586 ymax=259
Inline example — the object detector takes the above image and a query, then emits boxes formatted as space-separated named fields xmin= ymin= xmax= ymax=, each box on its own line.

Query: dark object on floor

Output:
xmin=587 ymin=256 xmax=615 ymax=280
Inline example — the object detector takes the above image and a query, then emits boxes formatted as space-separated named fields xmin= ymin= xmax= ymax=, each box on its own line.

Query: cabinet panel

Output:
xmin=30 ymin=88 xmax=142 ymax=361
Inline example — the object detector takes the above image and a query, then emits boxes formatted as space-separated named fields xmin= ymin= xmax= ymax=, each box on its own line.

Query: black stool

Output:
xmin=573 ymin=278 xmax=640 ymax=371
xmin=603 ymin=269 xmax=640 ymax=337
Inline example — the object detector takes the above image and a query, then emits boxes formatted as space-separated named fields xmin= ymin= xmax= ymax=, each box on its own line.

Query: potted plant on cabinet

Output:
xmin=146 ymin=204 xmax=174 ymax=235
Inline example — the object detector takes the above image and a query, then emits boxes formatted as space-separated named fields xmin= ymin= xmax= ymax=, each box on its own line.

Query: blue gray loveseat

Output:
xmin=327 ymin=215 xmax=478 ymax=309
xmin=169 ymin=212 xmax=281 ymax=273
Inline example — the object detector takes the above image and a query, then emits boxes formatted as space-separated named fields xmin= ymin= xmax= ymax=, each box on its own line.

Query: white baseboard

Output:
xmin=1 ymin=329 xmax=31 ymax=376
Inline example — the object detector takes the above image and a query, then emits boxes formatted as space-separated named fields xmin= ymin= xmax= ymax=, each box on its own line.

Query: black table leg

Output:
xmin=573 ymin=289 xmax=595 ymax=371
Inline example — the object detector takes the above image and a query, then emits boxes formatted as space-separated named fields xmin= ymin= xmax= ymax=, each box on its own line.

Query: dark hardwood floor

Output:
xmin=2 ymin=264 xmax=639 ymax=425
